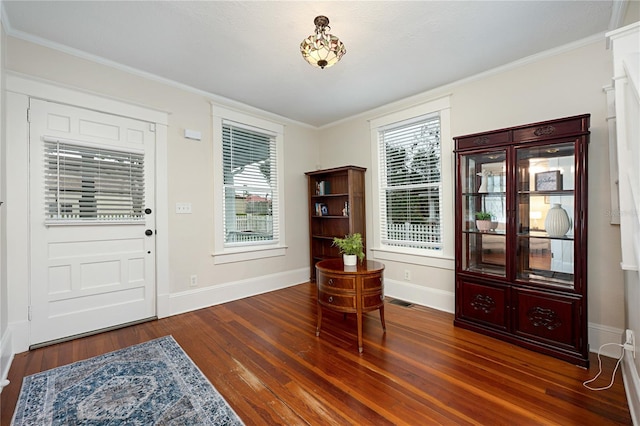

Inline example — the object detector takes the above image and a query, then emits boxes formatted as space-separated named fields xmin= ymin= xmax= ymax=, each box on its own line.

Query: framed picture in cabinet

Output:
xmin=535 ymin=171 xmax=562 ymax=191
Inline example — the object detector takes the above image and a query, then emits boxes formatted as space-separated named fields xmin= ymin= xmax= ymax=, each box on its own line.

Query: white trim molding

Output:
xmin=384 ymin=278 xmax=455 ymax=314
xmin=5 ymin=75 xmax=169 ymax=352
xmin=623 ymin=351 xmax=640 ymax=426
xmin=0 ymin=328 xmax=14 ymax=394
xmin=588 ymin=323 xmax=626 ymax=358
xmin=210 ymin=104 xmax=287 ymax=264
xmin=167 ymin=268 xmax=308 ymax=317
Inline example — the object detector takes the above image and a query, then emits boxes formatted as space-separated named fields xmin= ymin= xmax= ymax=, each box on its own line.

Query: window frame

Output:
xmin=212 ymin=106 xmax=286 ymax=264
xmin=369 ymin=96 xmax=454 ymax=268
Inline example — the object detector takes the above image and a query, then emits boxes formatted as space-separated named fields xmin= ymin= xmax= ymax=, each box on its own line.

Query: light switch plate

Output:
xmin=176 ymin=203 xmax=192 ymax=214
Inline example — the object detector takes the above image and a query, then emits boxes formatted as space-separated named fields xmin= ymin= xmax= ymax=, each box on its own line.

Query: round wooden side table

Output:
xmin=315 ymin=258 xmax=385 ymax=353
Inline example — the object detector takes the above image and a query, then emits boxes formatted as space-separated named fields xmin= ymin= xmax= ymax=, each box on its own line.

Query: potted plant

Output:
xmin=475 ymin=211 xmax=493 ymax=232
xmin=332 ymin=233 xmax=365 ymax=266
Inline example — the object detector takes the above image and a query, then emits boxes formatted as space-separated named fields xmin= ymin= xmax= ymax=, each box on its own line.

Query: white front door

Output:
xmin=29 ymin=99 xmax=156 ymax=346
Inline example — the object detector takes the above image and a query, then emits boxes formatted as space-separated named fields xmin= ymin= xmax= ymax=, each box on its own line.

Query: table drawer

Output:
xmin=362 ymin=292 xmax=385 ymax=310
xmin=318 ymin=290 xmax=356 ymax=309
xmin=362 ymin=275 xmax=383 ymax=290
xmin=318 ymin=273 xmax=355 ymax=290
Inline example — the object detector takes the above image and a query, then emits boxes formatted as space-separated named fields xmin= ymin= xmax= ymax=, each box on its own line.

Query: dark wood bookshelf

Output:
xmin=305 ymin=166 xmax=366 ymax=282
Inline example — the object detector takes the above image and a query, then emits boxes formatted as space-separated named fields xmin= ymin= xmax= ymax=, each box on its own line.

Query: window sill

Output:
xmin=212 ymin=245 xmax=287 ymax=264
xmin=371 ymin=247 xmax=454 ymax=270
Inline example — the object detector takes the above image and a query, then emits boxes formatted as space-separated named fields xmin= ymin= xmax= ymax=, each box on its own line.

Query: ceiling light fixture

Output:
xmin=300 ymin=15 xmax=346 ymax=69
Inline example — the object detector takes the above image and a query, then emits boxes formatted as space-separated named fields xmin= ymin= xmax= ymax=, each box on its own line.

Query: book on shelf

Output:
xmin=316 ymin=180 xmax=330 ymax=195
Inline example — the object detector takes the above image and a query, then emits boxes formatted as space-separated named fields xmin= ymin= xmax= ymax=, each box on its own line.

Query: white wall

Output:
xmin=3 ymin=36 xmax=318 ymax=350
xmin=318 ymin=37 xmax=626 ymax=349
xmin=0 ymin=28 xmax=627 ymax=355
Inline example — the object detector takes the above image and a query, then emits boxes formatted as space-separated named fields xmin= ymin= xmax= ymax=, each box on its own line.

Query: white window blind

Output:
xmin=378 ymin=114 xmax=442 ymax=250
xmin=44 ymin=139 xmax=145 ymax=222
xmin=222 ymin=122 xmax=278 ymax=246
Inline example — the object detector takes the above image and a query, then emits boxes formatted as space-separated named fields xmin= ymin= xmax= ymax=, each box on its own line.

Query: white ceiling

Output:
xmin=2 ymin=1 xmax=617 ymax=127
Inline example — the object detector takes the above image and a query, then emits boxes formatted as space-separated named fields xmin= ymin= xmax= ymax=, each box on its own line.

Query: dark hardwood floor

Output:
xmin=1 ymin=283 xmax=632 ymax=425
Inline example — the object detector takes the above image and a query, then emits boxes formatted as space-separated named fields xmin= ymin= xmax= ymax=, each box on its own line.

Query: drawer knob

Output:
xmin=380 ymin=294 xmax=384 ymax=300
xmin=328 ymin=296 xmax=334 ymax=303
xmin=329 ymin=279 xmax=334 ymax=285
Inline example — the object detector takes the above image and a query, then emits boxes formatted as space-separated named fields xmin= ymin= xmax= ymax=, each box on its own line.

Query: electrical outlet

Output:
xmin=624 ymin=329 xmax=635 ymax=358
xmin=190 ymin=275 xmax=198 ymax=287
xmin=404 ymin=270 xmax=411 ymax=281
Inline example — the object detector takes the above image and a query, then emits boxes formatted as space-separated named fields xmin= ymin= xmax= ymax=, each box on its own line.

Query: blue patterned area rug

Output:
xmin=12 ymin=336 xmax=244 ymax=425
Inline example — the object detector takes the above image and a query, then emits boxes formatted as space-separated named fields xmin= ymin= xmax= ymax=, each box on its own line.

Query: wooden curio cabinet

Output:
xmin=305 ymin=166 xmax=366 ymax=282
xmin=454 ymin=115 xmax=590 ymax=367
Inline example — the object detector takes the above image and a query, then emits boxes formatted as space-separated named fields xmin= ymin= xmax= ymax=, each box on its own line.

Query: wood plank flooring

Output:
xmin=1 ymin=283 xmax=632 ymax=425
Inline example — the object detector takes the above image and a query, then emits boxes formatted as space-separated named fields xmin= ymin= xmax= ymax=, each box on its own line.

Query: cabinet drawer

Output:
xmin=458 ymin=280 xmax=508 ymax=330
xmin=318 ymin=290 xmax=355 ymax=309
xmin=318 ymin=273 xmax=355 ymax=290
xmin=513 ymin=290 xmax=580 ymax=349
xmin=362 ymin=275 xmax=383 ymax=291
xmin=456 ymin=130 xmax=511 ymax=150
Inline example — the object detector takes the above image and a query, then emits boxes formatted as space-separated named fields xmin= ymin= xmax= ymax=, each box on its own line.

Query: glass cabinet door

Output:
xmin=459 ymin=150 xmax=507 ymax=277
xmin=516 ymin=142 xmax=575 ymax=289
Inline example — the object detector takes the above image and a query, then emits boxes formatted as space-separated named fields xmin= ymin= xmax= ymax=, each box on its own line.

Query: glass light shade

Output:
xmin=300 ymin=16 xmax=346 ymax=69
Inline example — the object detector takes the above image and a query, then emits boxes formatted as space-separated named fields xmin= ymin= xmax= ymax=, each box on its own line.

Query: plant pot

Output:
xmin=343 ymin=254 xmax=357 ymax=266
xmin=476 ymin=220 xmax=492 ymax=232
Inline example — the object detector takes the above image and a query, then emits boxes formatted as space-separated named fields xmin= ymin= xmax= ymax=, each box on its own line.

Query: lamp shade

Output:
xmin=300 ymin=16 xmax=346 ymax=69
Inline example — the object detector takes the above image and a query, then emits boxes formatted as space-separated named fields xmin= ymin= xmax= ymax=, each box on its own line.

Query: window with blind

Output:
xmin=44 ymin=139 xmax=145 ymax=223
xmin=377 ymin=113 xmax=442 ymax=251
xmin=222 ymin=121 xmax=278 ymax=246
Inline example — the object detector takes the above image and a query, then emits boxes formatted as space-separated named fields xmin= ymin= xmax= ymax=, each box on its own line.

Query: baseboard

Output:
xmin=0 ymin=328 xmax=14 ymax=393
xmin=7 ymin=320 xmax=29 ymax=356
xmin=588 ymin=322 xmax=626 ymax=358
xmin=384 ymin=278 xmax=455 ymax=313
xmin=167 ymin=267 xmax=309 ymax=316
xmin=622 ymin=353 xmax=640 ymax=426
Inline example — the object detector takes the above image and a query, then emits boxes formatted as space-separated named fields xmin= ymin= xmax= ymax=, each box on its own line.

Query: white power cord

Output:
xmin=583 ymin=343 xmax=625 ymax=391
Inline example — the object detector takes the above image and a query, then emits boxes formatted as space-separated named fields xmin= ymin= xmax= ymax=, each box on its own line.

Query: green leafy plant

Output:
xmin=475 ymin=211 xmax=492 ymax=220
xmin=332 ymin=233 xmax=365 ymax=262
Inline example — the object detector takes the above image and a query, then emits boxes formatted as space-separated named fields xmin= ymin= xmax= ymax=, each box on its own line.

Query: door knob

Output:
xmin=145 ymin=229 xmax=153 ymax=236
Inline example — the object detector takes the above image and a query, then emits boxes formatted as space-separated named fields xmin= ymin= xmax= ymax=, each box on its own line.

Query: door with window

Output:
xmin=29 ymin=99 xmax=156 ymax=346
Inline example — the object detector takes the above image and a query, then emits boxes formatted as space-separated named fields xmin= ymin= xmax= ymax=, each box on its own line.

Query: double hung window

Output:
xmin=222 ymin=122 xmax=278 ymax=245
xmin=378 ymin=114 xmax=442 ymax=250
xmin=370 ymin=96 xmax=453 ymax=261
xmin=213 ymin=106 xmax=285 ymax=263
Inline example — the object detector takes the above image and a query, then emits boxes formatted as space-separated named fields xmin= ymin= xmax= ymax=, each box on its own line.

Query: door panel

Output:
xmin=29 ymin=99 xmax=156 ymax=346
